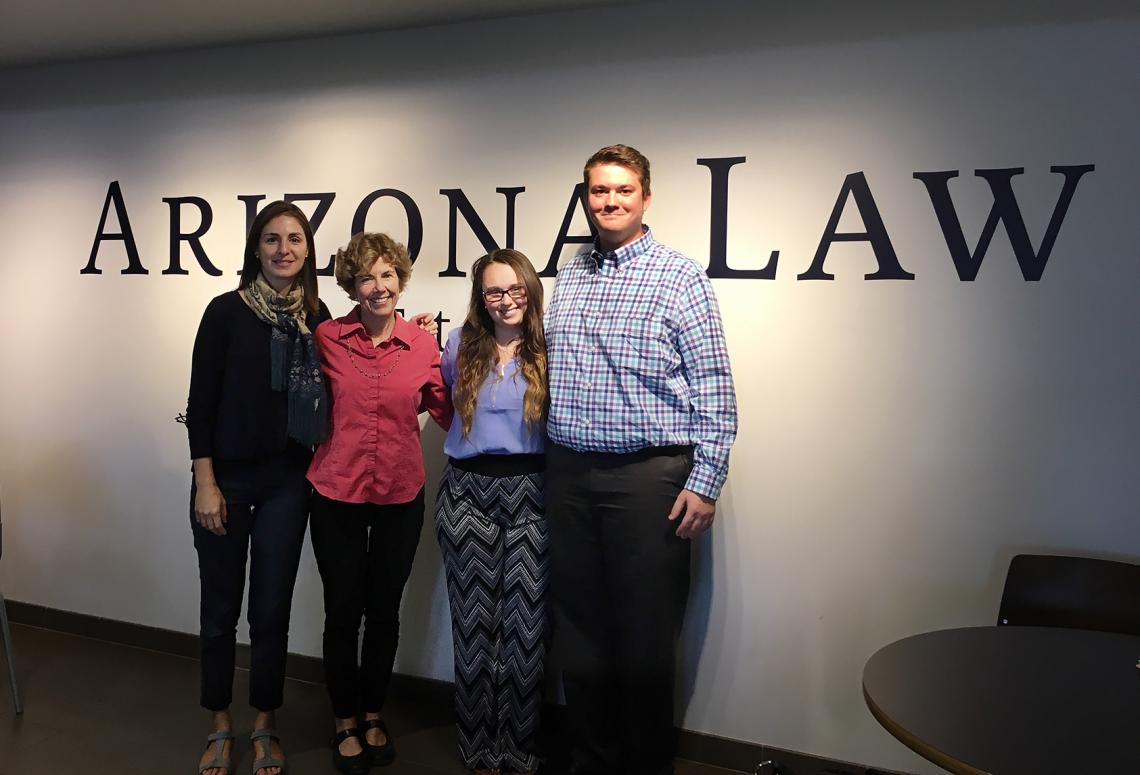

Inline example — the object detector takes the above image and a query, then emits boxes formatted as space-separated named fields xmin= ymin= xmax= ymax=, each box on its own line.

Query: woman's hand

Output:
xmin=410 ymin=312 xmax=439 ymax=336
xmin=192 ymin=458 xmax=228 ymax=536
xmin=194 ymin=482 xmax=228 ymax=535
xmin=194 ymin=480 xmax=228 ymax=535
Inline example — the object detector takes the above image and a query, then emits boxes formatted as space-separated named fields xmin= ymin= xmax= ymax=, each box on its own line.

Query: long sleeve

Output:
xmin=186 ymin=296 xmax=230 ymax=459
xmin=673 ymin=273 xmax=738 ymax=499
xmin=421 ymin=341 xmax=454 ymax=432
xmin=440 ymin=327 xmax=459 ymax=388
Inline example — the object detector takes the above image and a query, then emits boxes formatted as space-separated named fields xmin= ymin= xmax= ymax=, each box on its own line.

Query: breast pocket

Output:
xmin=605 ymin=319 xmax=672 ymax=381
xmin=607 ymin=318 xmax=690 ymax=407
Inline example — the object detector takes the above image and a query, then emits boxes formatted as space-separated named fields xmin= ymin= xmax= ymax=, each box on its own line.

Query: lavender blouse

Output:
xmin=440 ymin=327 xmax=545 ymax=459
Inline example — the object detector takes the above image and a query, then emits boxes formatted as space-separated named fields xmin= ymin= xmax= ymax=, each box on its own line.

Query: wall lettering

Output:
xmin=81 ymin=159 xmax=1094 ymax=281
xmin=438 ymin=187 xmax=524 ymax=278
xmin=162 ymin=196 xmax=219 ymax=276
xmin=914 ymin=165 xmax=1095 ymax=281
xmin=82 ymin=181 xmax=145 ymax=275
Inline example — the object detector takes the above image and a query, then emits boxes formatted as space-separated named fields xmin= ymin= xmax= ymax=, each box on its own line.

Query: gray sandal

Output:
xmin=250 ymin=728 xmax=286 ymax=775
xmin=199 ymin=730 xmax=235 ymax=774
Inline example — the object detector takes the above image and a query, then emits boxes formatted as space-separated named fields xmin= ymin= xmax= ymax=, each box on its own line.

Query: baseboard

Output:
xmin=5 ymin=599 xmax=908 ymax=775
xmin=676 ymin=728 xmax=907 ymax=775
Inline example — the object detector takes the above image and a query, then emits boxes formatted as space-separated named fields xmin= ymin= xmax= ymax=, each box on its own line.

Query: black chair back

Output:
xmin=997 ymin=553 xmax=1140 ymax=636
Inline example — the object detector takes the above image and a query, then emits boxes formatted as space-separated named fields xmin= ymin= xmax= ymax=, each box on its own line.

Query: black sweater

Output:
xmin=186 ymin=290 xmax=331 ymax=461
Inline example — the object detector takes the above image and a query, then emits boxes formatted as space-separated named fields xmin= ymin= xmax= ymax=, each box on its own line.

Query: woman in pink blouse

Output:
xmin=306 ymin=232 xmax=451 ymax=775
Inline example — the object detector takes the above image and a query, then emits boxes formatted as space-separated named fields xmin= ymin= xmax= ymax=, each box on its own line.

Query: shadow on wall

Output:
xmin=677 ymin=517 xmax=714 ymax=716
xmin=396 ymin=419 xmax=453 ymax=680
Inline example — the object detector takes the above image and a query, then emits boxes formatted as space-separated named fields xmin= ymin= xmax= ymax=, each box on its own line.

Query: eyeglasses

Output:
xmin=482 ymin=284 xmax=527 ymax=303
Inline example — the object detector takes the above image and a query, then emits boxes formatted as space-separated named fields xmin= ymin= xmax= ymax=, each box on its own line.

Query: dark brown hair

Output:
xmin=238 ymin=200 xmax=319 ymax=315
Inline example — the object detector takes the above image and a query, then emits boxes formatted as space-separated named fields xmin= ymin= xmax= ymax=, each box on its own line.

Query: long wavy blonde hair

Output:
xmin=454 ymin=249 xmax=547 ymax=437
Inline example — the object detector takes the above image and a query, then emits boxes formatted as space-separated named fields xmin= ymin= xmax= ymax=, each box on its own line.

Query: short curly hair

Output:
xmin=334 ymin=232 xmax=413 ymax=299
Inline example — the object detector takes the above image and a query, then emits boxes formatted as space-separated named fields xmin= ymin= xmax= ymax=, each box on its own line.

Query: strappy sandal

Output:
xmin=199 ymin=730 xmax=234 ymax=774
xmin=249 ymin=728 xmax=286 ymax=775
xmin=363 ymin=717 xmax=396 ymax=767
xmin=330 ymin=727 xmax=369 ymax=775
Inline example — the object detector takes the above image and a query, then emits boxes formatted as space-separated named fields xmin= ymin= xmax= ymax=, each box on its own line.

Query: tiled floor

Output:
xmin=0 ymin=623 xmax=741 ymax=775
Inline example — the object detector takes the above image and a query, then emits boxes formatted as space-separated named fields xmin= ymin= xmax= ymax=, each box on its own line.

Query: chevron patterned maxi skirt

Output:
xmin=435 ymin=463 xmax=549 ymax=771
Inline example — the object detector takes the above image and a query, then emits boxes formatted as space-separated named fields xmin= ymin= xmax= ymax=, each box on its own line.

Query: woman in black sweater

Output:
xmin=186 ymin=200 xmax=329 ymax=775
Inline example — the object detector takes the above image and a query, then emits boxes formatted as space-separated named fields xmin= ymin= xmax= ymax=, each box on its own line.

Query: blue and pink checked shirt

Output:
xmin=545 ymin=228 xmax=738 ymax=499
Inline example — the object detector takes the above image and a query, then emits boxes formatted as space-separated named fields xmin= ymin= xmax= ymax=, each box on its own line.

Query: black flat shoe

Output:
xmin=363 ymin=718 xmax=396 ymax=767
xmin=331 ymin=728 xmax=370 ymax=775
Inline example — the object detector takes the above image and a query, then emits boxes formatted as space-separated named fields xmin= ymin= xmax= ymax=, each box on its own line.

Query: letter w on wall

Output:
xmin=914 ymin=165 xmax=1095 ymax=281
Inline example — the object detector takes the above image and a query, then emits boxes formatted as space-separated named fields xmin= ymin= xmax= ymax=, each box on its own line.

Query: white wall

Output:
xmin=2 ymin=2 xmax=1138 ymax=771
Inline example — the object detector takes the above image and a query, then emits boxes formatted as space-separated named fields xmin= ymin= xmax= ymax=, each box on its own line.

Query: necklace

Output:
xmin=495 ymin=335 xmax=522 ymax=358
xmin=492 ymin=336 xmax=521 ymax=382
xmin=346 ymin=346 xmax=403 ymax=380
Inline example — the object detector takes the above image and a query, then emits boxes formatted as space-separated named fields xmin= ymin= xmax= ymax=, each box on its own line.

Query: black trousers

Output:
xmin=191 ymin=446 xmax=312 ymax=712
xmin=309 ymin=489 xmax=425 ymax=719
xmin=546 ymin=444 xmax=692 ymax=775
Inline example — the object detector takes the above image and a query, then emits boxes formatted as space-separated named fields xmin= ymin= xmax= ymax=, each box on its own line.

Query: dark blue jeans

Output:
xmin=190 ymin=446 xmax=311 ymax=711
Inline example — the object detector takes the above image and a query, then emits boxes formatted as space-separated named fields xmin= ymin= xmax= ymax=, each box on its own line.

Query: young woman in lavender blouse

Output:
xmin=435 ymin=249 xmax=549 ymax=775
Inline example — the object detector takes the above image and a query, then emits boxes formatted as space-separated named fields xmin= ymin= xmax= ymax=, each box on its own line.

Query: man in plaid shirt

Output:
xmin=546 ymin=144 xmax=738 ymax=775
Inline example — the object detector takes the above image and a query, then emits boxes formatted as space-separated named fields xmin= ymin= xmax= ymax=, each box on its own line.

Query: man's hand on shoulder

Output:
xmin=668 ymin=488 xmax=716 ymax=539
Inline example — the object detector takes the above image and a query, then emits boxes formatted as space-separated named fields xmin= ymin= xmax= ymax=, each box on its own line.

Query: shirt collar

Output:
xmin=590 ymin=225 xmax=654 ymax=273
xmin=338 ymin=306 xmax=413 ymax=347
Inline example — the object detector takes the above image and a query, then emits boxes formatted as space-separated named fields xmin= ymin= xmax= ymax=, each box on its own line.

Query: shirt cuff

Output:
xmin=684 ymin=464 xmax=724 ymax=501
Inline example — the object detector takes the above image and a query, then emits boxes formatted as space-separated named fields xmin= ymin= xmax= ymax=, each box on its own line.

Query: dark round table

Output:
xmin=862 ymin=626 xmax=1140 ymax=775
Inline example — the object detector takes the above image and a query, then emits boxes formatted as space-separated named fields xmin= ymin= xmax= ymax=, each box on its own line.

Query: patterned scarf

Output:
xmin=240 ymin=274 xmax=328 ymax=446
